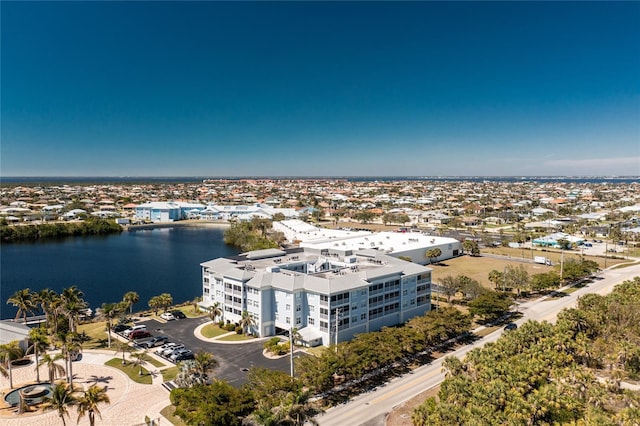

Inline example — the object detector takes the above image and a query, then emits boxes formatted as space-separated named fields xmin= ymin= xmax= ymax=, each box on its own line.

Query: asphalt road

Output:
xmin=316 ymin=262 xmax=640 ymax=426
xmin=144 ymin=316 xmax=292 ymax=386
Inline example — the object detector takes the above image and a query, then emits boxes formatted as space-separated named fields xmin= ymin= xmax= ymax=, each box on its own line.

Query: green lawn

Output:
xmin=105 ymin=357 xmax=153 ymax=384
xmin=217 ymin=333 xmax=253 ymax=342
xmin=146 ymin=356 xmax=166 ymax=368
xmin=160 ymin=405 xmax=188 ymax=426
xmin=161 ymin=366 xmax=179 ymax=382
xmin=201 ymin=323 xmax=228 ymax=338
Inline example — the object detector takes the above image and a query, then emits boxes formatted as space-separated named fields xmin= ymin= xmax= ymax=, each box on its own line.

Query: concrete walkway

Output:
xmin=0 ymin=349 xmax=170 ymax=426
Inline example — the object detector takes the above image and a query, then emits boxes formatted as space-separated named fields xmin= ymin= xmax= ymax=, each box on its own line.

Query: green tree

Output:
xmin=76 ymin=384 xmax=110 ymax=426
xmin=239 ymin=311 xmax=256 ymax=335
xmin=148 ymin=296 xmax=163 ymax=315
xmin=98 ymin=302 xmax=122 ymax=348
xmin=462 ymin=240 xmax=480 ymax=256
xmin=42 ymin=382 xmax=78 ymax=426
xmin=170 ymin=381 xmax=254 ymax=426
xmin=531 ymin=271 xmax=561 ymax=292
xmin=28 ymin=326 xmax=50 ymax=383
xmin=206 ymin=302 xmax=223 ymax=323
xmin=131 ymin=350 xmax=149 ymax=376
xmin=488 ymin=269 xmax=504 ymax=291
xmin=426 ymin=248 xmax=442 ymax=264
xmin=122 ymin=291 xmax=140 ymax=315
xmin=38 ymin=352 xmax=66 ymax=384
xmin=7 ymin=288 xmax=36 ymax=323
xmin=60 ymin=286 xmax=88 ymax=333
xmin=468 ymin=291 xmax=512 ymax=322
xmin=158 ymin=293 xmax=173 ymax=313
xmin=0 ymin=340 xmax=23 ymax=389
xmin=504 ymin=264 xmax=530 ymax=296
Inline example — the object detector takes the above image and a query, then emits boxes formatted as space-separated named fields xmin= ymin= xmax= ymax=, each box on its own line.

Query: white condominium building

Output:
xmin=200 ymin=247 xmax=432 ymax=347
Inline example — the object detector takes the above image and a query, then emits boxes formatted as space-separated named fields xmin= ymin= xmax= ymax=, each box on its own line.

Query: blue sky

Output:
xmin=2 ymin=1 xmax=639 ymax=177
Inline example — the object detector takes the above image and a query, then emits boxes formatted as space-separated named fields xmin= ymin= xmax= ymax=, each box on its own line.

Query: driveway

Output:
xmin=144 ymin=317 xmax=292 ymax=386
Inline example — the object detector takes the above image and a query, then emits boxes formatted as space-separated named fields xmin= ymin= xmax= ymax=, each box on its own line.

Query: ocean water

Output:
xmin=1 ymin=226 xmax=238 ymax=320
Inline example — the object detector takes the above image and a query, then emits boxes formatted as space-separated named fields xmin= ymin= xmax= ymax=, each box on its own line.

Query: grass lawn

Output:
xmin=218 ymin=333 xmax=254 ymax=342
xmin=201 ymin=323 xmax=228 ymax=338
xmin=160 ymin=405 xmax=188 ymax=426
xmin=430 ymin=255 xmax=554 ymax=289
xmin=482 ymin=246 xmax=627 ymax=269
xmin=77 ymin=321 xmax=110 ymax=349
xmin=161 ymin=366 xmax=179 ymax=382
xmin=146 ymin=356 xmax=166 ymax=368
xmin=105 ymin=358 xmax=153 ymax=384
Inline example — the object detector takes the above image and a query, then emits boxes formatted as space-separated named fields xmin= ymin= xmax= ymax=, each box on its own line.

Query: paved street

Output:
xmin=145 ymin=316 xmax=292 ymax=386
xmin=317 ymin=262 xmax=640 ymax=426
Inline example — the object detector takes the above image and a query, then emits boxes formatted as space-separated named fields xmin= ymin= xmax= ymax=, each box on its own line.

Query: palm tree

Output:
xmin=57 ymin=331 xmax=82 ymax=385
xmin=158 ymin=293 xmax=173 ymax=313
xmin=206 ymin=302 xmax=223 ymax=323
xmin=41 ymin=382 xmax=78 ymax=426
xmin=273 ymin=388 xmax=323 ymax=426
xmin=131 ymin=351 xmax=149 ymax=376
xmin=76 ymin=384 xmax=110 ymax=426
xmin=239 ymin=311 xmax=256 ymax=335
xmin=28 ymin=326 xmax=50 ymax=383
xmin=114 ymin=340 xmax=129 ymax=365
xmin=7 ymin=288 xmax=36 ymax=323
xmin=122 ymin=291 xmax=139 ymax=315
xmin=0 ymin=340 xmax=24 ymax=389
xmin=61 ymin=286 xmax=88 ymax=333
xmin=193 ymin=351 xmax=217 ymax=379
xmin=38 ymin=352 xmax=66 ymax=384
xmin=97 ymin=302 xmax=122 ymax=348
xmin=425 ymin=248 xmax=442 ymax=265
xmin=37 ymin=288 xmax=59 ymax=332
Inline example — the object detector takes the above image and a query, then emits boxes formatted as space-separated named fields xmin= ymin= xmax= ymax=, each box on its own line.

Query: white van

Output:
xmin=123 ymin=324 xmax=146 ymax=337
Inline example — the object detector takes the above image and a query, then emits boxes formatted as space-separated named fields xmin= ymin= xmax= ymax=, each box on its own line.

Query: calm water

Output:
xmin=1 ymin=226 xmax=238 ymax=320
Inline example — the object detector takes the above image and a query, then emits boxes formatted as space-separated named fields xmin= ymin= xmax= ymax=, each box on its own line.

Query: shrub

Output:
xmin=235 ymin=326 xmax=243 ymax=334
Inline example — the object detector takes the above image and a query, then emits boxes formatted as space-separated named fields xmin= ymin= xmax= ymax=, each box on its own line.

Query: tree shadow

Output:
xmin=87 ymin=375 xmax=113 ymax=385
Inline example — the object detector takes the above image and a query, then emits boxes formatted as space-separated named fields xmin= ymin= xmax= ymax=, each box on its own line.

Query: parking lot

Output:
xmin=128 ymin=317 xmax=293 ymax=386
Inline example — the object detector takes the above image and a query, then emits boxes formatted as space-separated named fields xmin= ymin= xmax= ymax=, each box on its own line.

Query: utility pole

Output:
xmin=289 ymin=326 xmax=294 ymax=378
xmin=334 ymin=307 xmax=343 ymax=353
xmin=560 ymin=248 xmax=564 ymax=280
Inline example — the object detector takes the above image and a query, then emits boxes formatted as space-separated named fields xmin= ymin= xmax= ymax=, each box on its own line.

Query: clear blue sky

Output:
xmin=2 ymin=1 xmax=639 ymax=177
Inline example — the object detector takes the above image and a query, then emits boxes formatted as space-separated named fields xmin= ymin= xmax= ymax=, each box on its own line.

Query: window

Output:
xmin=296 ymin=304 xmax=301 ymax=312
xmin=309 ymin=305 xmax=315 ymax=312
xmin=320 ymin=321 xmax=328 ymax=332
xmin=361 ymin=313 xmax=366 ymax=320
xmin=286 ymin=304 xmax=291 ymax=311
xmin=352 ymin=316 xmax=357 ymax=323
xmin=308 ymin=317 xmax=315 ymax=325
xmin=352 ymin=304 xmax=357 ymax=311
xmin=296 ymin=317 xmax=301 ymax=325
xmin=286 ymin=317 xmax=291 ymax=324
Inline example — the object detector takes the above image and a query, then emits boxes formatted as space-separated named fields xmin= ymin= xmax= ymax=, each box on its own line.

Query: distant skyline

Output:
xmin=2 ymin=1 xmax=639 ymax=177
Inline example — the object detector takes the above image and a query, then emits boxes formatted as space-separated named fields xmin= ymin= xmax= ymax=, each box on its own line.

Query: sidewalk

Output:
xmin=0 ymin=349 xmax=171 ymax=426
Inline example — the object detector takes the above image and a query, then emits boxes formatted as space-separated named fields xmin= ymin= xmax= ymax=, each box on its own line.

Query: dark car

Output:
xmin=129 ymin=330 xmax=152 ymax=340
xmin=113 ymin=324 xmax=131 ymax=333
xmin=171 ymin=310 xmax=186 ymax=319
xmin=504 ymin=323 xmax=518 ymax=331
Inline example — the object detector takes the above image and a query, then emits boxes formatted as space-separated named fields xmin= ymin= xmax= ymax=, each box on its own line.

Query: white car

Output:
xmin=162 ymin=344 xmax=185 ymax=357
xmin=160 ymin=312 xmax=175 ymax=321
xmin=155 ymin=342 xmax=177 ymax=356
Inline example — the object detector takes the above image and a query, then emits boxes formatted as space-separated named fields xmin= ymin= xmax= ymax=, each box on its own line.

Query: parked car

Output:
xmin=160 ymin=312 xmax=175 ymax=321
xmin=113 ymin=324 xmax=131 ymax=333
xmin=170 ymin=310 xmax=186 ymax=319
xmin=123 ymin=324 xmax=146 ymax=337
xmin=504 ymin=323 xmax=518 ymax=331
xmin=161 ymin=344 xmax=185 ymax=357
xmin=129 ymin=330 xmax=152 ymax=340
xmin=156 ymin=342 xmax=177 ymax=356
xmin=141 ymin=336 xmax=168 ymax=348
xmin=170 ymin=349 xmax=194 ymax=362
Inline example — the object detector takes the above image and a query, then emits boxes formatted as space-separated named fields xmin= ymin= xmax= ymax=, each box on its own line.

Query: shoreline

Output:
xmin=124 ymin=219 xmax=231 ymax=231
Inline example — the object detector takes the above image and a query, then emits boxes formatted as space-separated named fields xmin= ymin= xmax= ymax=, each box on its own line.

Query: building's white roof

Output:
xmin=300 ymin=231 xmax=459 ymax=254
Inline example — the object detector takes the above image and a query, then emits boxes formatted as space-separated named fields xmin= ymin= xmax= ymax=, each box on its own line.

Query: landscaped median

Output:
xmin=105 ymin=357 xmax=152 ymax=384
